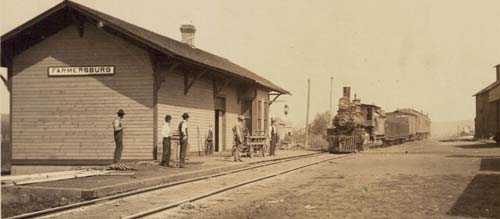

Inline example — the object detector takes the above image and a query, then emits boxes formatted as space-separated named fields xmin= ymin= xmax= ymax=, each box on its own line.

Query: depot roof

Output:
xmin=1 ymin=0 xmax=289 ymax=94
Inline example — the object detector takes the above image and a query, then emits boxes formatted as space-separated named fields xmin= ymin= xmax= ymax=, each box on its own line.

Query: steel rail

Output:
xmin=8 ymin=152 xmax=324 ymax=219
xmin=124 ymin=154 xmax=350 ymax=219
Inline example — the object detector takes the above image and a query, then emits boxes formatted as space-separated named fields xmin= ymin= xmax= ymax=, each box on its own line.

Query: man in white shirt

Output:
xmin=178 ymin=113 xmax=189 ymax=168
xmin=160 ymin=115 xmax=172 ymax=167
xmin=112 ymin=109 xmax=125 ymax=163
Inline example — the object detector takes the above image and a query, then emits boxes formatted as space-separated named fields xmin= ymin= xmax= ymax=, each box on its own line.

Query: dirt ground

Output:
xmin=155 ymin=140 xmax=500 ymax=219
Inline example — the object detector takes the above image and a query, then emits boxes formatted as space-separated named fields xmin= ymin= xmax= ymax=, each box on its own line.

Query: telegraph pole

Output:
xmin=305 ymin=78 xmax=311 ymax=148
xmin=329 ymin=76 xmax=333 ymax=114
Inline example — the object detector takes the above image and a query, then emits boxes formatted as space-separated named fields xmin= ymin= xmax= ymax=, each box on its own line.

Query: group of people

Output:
xmin=112 ymin=109 xmax=190 ymax=168
xmin=160 ymin=112 xmax=190 ymax=168
xmin=112 ymin=109 xmax=279 ymax=167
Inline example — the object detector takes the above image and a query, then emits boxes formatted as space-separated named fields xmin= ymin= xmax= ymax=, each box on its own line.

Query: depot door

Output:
xmin=215 ymin=97 xmax=226 ymax=152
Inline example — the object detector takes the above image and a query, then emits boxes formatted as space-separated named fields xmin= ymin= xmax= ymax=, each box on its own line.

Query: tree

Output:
xmin=309 ymin=111 xmax=332 ymax=138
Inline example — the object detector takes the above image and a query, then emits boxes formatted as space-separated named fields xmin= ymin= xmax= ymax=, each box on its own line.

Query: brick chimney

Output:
xmin=496 ymin=64 xmax=500 ymax=81
xmin=180 ymin=24 xmax=196 ymax=47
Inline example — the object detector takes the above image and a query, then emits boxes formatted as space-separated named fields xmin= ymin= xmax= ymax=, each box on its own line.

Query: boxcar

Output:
xmin=384 ymin=109 xmax=431 ymax=145
xmin=384 ymin=113 xmax=417 ymax=144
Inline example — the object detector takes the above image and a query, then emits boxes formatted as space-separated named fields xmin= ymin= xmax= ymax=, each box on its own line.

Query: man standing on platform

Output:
xmin=112 ymin=109 xmax=125 ymax=163
xmin=232 ymin=115 xmax=244 ymax=162
xmin=269 ymin=118 xmax=279 ymax=156
xmin=206 ymin=124 xmax=214 ymax=155
xmin=178 ymin=113 xmax=189 ymax=168
xmin=160 ymin=115 xmax=172 ymax=167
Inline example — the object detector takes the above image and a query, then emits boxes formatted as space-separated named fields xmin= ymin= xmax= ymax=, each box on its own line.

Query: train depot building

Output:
xmin=0 ymin=1 xmax=288 ymax=165
xmin=474 ymin=64 xmax=500 ymax=139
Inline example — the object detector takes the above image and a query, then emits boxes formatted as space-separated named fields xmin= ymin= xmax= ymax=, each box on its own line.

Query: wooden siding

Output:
xmin=475 ymin=92 xmax=500 ymax=138
xmin=252 ymin=89 xmax=270 ymax=136
xmin=489 ymin=84 xmax=500 ymax=102
xmin=156 ymin=75 xmax=269 ymax=153
xmin=11 ymin=23 xmax=154 ymax=161
xmin=156 ymin=69 xmax=215 ymax=153
xmin=218 ymin=83 xmax=242 ymax=151
xmin=1 ymin=113 xmax=11 ymax=173
xmin=476 ymin=93 xmax=487 ymax=138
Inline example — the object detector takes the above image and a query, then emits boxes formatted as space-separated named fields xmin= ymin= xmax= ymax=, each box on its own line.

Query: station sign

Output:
xmin=48 ymin=66 xmax=115 ymax=76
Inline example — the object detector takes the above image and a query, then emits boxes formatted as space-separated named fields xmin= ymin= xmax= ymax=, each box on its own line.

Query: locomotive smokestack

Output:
xmin=343 ymin=87 xmax=351 ymax=101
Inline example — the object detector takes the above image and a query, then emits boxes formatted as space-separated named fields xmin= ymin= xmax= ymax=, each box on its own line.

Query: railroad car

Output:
xmin=384 ymin=112 xmax=417 ymax=145
xmin=384 ymin=109 xmax=431 ymax=145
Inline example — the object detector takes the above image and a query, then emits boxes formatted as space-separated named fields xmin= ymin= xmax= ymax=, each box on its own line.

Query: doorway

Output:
xmin=214 ymin=97 xmax=226 ymax=152
xmin=214 ymin=110 xmax=226 ymax=152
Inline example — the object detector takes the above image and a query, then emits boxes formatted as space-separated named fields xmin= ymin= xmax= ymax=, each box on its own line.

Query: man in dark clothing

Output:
xmin=205 ymin=125 xmax=214 ymax=155
xmin=160 ymin=115 xmax=172 ymax=167
xmin=232 ymin=115 xmax=244 ymax=162
xmin=269 ymin=118 xmax=279 ymax=156
xmin=113 ymin=109 xmax=125 ymax=163
xmin=178 ymin=113 xmax=189 ymax=168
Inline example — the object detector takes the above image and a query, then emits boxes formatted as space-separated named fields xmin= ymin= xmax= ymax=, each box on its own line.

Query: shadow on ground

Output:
xmin=455 ymin=143 xmax=499 ymax=149
xmin=446 ymin=155 xmax=500 ymax=159
xmin=448 ymin=173 xmax=500 ymax=218
xmin=480 ymin=158 xmax=500 ymax=172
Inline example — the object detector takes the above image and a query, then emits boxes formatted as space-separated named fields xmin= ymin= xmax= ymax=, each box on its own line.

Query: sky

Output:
xmin=1 ymin=0 xmax=500 ymax=126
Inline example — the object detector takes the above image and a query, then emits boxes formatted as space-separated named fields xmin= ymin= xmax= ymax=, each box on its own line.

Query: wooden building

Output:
xmin=474 ymin=65 xmax=500 ymax=139
xmin=0 ymin=1 xmax=289 ymax=165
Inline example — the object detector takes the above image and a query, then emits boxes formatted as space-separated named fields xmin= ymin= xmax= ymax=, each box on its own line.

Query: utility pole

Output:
xmin=329 ymin=76 xmax=333 ymax=114
xmin=305 ymin=78 xmax=311 ymax=148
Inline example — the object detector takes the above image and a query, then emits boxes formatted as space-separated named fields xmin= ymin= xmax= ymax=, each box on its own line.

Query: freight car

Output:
xmin=398 ymin=108 xmax=431 ymax=140
xmin=383 ymin=109 xmax=431 ymax=145
xmin=384 ymin=112 xmax=417 ymax=145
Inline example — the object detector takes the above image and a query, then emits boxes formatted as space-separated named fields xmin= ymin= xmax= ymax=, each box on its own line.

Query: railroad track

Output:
xmin=125 ymin=153 xmax=350 ymax=219
xmin=8 ymin=152 xmax=349 ymax=219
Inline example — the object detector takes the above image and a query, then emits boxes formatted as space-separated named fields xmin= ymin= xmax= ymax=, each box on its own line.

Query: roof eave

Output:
xmin=68 ymin=1 xmax=289 ymax=94
xmin=473 ymin=81 xmax=500 ymax=96
xmin=1 ymin=1 xmax=66 ymax=42
xmin=2 ymin=0 xmax=290 ymax=94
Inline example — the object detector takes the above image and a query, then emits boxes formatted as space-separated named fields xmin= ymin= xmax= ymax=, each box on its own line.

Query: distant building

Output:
xmin=0 ymin=1 xmax=289 ymax=165
xmin=273 ymin=117 xmax=293 ymax=144
xmin=474 ymin=64 xmax=500 ymax=139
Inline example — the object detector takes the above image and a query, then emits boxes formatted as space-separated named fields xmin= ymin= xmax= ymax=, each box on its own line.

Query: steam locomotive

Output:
xmin=326 ymin=87 xmax=431 ymax=153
